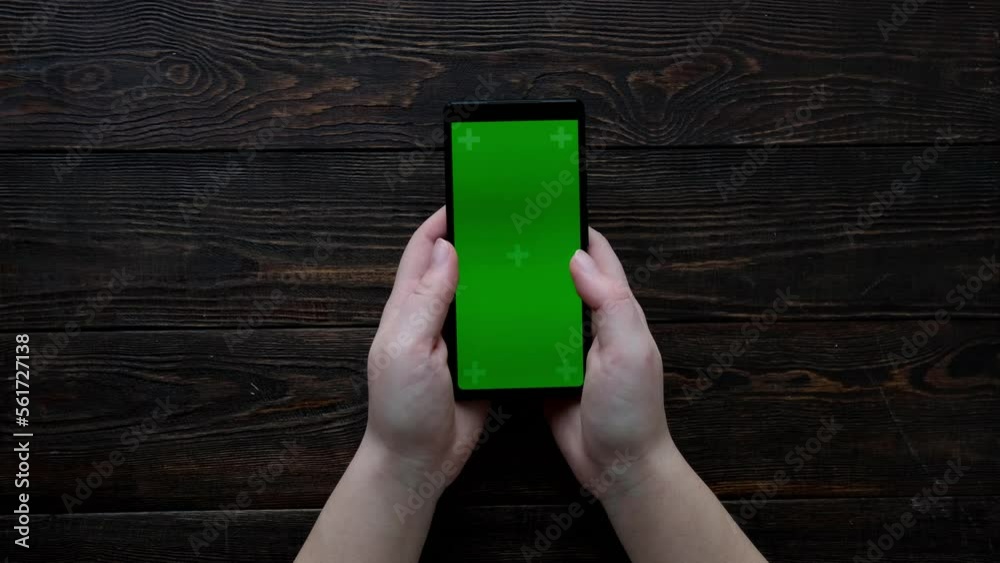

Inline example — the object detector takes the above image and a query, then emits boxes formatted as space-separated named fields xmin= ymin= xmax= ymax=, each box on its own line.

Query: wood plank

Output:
xmin=2 ymin=498 xmax=997 ymax=562
xmin=4 ymin=321 xmax=996 ymax=513
xmin=1 ymin=0 xmax=996 ymax=149
xmin=2 ymin=147 xmax=998 ymax=330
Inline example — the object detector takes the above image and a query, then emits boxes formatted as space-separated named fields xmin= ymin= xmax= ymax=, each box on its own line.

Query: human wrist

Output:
xmin=350 ymin=436 xmax=447 ymax=508
xmin=598 ymin=435 xmax=685 ymax=515
xmin=300 ymin=436 xmax=441 ymax=562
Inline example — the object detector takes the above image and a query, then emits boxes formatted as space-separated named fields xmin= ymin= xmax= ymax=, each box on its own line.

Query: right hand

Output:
xmin=546 ymin=227 xmax=675 ymax=502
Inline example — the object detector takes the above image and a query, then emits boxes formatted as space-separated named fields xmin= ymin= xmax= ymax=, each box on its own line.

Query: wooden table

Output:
xmin=2 ymin=1 xmax=998 ymax=561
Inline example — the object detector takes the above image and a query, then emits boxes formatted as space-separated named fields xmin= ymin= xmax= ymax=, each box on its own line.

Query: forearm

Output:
xmin=295 ymin=442 xmax=437 ymax=563
xmin=603 ymin=440 xmax=767 ymax=563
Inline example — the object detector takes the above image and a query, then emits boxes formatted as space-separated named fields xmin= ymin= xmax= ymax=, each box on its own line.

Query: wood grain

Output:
xmin=2 ymin=147 xmax=997 ymax=330
xmin=2 ymin=0 xmax=997 ymax=559
xmin=0 ymin=0 xmax=996 ymax=149
xmin=2 ymin=498 xmax=997 ymax=562
xmin=4 ymin=321 xmax=996 ymax=513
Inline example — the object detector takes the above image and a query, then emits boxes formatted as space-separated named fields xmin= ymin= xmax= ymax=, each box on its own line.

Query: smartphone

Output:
xmin=444 ymin=99 xmax=588 ymax=398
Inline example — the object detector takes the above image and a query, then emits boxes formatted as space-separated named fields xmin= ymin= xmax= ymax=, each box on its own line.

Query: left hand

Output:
xmin=360 ymin=207 xmax=489 ymax=496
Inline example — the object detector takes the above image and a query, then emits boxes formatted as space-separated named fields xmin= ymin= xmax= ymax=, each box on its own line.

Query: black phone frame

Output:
xmin=443 ymin=99 xmax=590 ymax=400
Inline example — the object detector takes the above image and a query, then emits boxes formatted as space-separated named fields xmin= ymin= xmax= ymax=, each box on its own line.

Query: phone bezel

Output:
xmin=444 ymin=99 xmax=589 ymax=400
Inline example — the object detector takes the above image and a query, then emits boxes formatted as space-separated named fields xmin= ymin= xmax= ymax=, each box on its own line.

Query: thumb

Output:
xmin=569 ymin=249 xmax=647 ymax=351
xmin=396 ymin=238 xmax=458 ymax=345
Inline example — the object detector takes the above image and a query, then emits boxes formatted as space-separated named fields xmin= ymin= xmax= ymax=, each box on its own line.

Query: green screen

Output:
xmin=451 ymin=119 xmax=584 ymax=390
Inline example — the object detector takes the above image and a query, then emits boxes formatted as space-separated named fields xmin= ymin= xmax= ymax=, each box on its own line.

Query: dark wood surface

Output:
xmin=3 ymin=497 xmax=999 ymax=562
xmin=1 ymin=0 xmax=997 ymax=149
xmin=3 ymin=148 xmax=998 ymax=329
xmin=1 ymin=0 xmax=998 ymax=561
xmin=1 ymin=320 xmax=998 ymax=516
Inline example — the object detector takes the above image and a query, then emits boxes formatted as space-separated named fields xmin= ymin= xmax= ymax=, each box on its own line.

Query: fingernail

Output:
xmin=432 ymin=239 xmax=450 ymax=266
xmin=572 ymin=249 xmax=597 ymax=274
